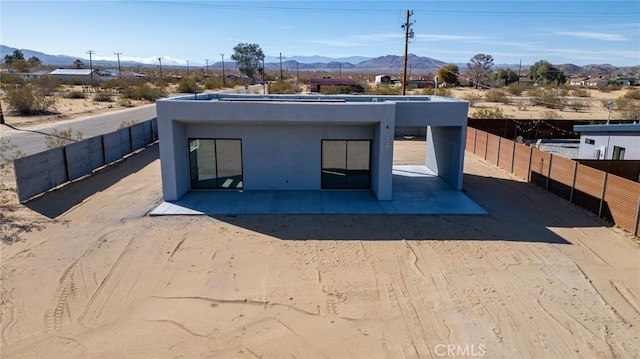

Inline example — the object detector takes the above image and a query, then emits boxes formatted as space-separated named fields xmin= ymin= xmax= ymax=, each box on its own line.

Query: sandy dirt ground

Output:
xmin=1 ymin=141 xmax=639 ymax=358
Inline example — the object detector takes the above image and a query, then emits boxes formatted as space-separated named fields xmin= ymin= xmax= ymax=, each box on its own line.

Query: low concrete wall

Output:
xmin=14 ymin=118 xmax=158 ymax=202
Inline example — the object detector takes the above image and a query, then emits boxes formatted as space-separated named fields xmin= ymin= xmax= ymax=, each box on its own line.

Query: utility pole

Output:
xmin=279 ymin=52 xmax=283 ymax=82
xmin=401 ymin=10 xmax=414 ymax=95
xmin=205 ymin=59 xmax=209 ymax=77
xmin=86 ymin=50 xmax=95 ymax=87
xmin=517 ymin=59 xmax=522 ymax=86
xmin=220 ymin=54 xmax=225 ymax=87
xmin=296 ymin=61 xmax=299 ymax=93
xmin=114 ymin=52 xmax=122 ymax=79
xmin=339 ymin=63 xmax=342 ymax=78
xmin=186 ymin=60 xmax=190 ymax=76
xmin=158 ymin=57 xmax=163 ymax=79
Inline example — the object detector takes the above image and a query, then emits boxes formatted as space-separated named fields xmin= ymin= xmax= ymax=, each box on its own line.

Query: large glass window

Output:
xmin=189 ymin=139 xmax=243 ymax=189
xmin=322 ymin=140 xmax=371 ymax=189
xmin=613 ymin=146 xmax=625 ymax=160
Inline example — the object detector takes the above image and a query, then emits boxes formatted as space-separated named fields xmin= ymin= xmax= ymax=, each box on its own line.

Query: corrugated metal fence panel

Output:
xmin=151 ymin=118 xmax=159 ymax=142
xmin=498 ymin=138 xmax=514 ymax=172
xmin=512 ymin=143 xmax=531 ymax=180
xmin=573 ymin=164 xmax=605 ymax=215
xmin=548 ymin=155 xmax=575 ymax=201
xmin=130 ymin=122 xmax=148 ymax=150
xmin=65 ymin=136 xmax=105 ymax=181
xmin=475 ymin=130 xmax=487 ymax=159
xmin=103 ymin=128 xmax=131 ymax=163
xmin=529 ymin=148 xmax=551 ymax=188
xmin=602 ymin=174 xmax=640 ymax=233
xmin=14 ymin=148 xmax=67 ymax=202
xmin=486 ymin=133 xmax=500 ymax=166
xmin=466 ymin=127 xmax=476 ymax=153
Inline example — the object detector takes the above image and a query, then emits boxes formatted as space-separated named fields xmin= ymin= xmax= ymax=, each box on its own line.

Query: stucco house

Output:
xmin=156 ymin=94 xmax=469 ymax=205
xmin=574 ymin=123 xmax=640 ymax=160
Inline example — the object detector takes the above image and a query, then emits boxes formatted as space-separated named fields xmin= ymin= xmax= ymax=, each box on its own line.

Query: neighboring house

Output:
xmin=612 ymin=77 xmax=637 ymax=86
xmin=574 ymin=123 xmax=640 ymax=160
xmin=49 ymin=68 xmax=101 ymax=85
xmin=407 ymin=79 xmax=434 ymax=89
xmin=569 ymin=78 xmax=589 ymax=86
xmin=309 ymin=78 xmax=363 ymax=93
xmin=584 ymin=77 xmax=609 ymax=87
xmin=19 ymin=70 xmax=50 ymax=80
xmin=375 ymin=75 xmax=392 ymax=84
xmin=156 ymin=93 xmax=469 ymax=203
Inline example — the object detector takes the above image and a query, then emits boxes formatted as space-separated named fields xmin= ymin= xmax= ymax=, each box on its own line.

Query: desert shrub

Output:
xmin=63 ymin=91 xmax=86 ymax=99
xmin=568 ymin=101 xmax=587 ymax=112
xmin=203 ymin=77 xmax=223 ymax=90
xmin=368 ymin=85 xmax=401 ymax=95
xmin=44 ymin=127 xmax=83 ymax=149
xmin=598 ymin=83 xmax=621 ymax=93
xmin=540 ymin=110 xmax=561 ymax=120
xmin=463 ymin=92 xmax=483 ymax=107
xmin=117 ymin=97 xmax=134 ymax=107
xmin=269 ymin=81 xmax=299 ymax=94
xmin=101 ymin=78 xmax=137 ymax=91
xmin=623 ymin=88 xmax=640 ymax=100
xmin=484 ymin=89 xmax=509 ymax=103
xmin=0 ymin=73 xmax=24 ymax=89
xmin=516 ymin=102 xmax=529 ymax=111
xmin=322 ymin=85 xmax=357 ymax=95
xmin=93 ymin=92 xmax=113 ymax=102
xmin=471 ymin=107 xmax=510 ymax=119
xmin=571 ymin=88 xmax=591 ymax=97
xmin=506 ymin=84 xmax=524 ymax=96
xmin=613 ymin=98 xmax=640 ymax=121
xmin=5 ymin=84 xmax=57 ymax=115
xmin=176 ymin=76 xmax=202 ymax=93
xmin=119 ymin=120 xmax=138 ymax=128
xmin=122 ymin=83 xmax=166 ymax=101
xmin=528 ymin=87 xmax=566 ymax=109
xmin=32 ymin=76 xmax=62 ymax=95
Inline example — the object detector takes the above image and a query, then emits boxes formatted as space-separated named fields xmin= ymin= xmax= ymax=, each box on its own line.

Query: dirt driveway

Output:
xmin=1 ymin=141 xmax=638 ymax=358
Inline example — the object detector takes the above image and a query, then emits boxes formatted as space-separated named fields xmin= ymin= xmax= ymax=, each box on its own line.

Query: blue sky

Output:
xmin=1 ymin=0 xmax=639 ymax=66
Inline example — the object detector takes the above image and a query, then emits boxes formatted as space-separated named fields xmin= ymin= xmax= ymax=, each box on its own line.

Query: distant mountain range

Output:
xmin=2 ymin=44 xmax=638 ymax=76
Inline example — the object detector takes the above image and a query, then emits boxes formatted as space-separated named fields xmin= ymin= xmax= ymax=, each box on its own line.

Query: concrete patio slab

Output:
xmin=149 ymin=165 xmax=487 ymax=216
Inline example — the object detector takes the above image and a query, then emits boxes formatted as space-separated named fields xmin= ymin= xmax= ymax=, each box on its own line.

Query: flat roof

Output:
xmin=161 ymin=93 xmax=466 ymax=104
xmin=574 ymin=123 xmax=640 ymax=133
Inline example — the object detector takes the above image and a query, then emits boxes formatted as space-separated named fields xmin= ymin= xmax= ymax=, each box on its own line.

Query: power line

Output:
xmin=86 ymin=50 xmax=95 ymax=87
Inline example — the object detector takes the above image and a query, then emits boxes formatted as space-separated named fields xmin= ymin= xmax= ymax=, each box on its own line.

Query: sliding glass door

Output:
xmin=189 ymin=139 xmax=243 ymax=189
xmin=321 ymin=140 xmax=371 ymax=189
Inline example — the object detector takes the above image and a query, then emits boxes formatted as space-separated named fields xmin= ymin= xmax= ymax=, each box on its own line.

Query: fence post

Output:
xmin=62 ymin=145 xmax=70 ymax=183
xmin=526 ymin=146 xmax=533 ymax=182
xmin=484 ymin=132 xmax=489 ymax=160
xmin=510 ymin=141 xmax=515 ymax=174
xmin=598 ymin=172 xmax=608 ymax=218
xmin=569 ymin=161 xmax=578 ymax=203
xmin=473 ymin=129 xmax=478 ymax=154
xmin=634 ymin=196 xmax=640 ymax=237
xmin=545 ymin=154 xmax=553 ymax=191
xmin=496 ymin=137 xmax=501 ymax=167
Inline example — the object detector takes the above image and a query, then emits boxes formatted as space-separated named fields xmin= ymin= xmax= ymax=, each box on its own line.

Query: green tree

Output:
xmin=437 ymin=64 xmax=459 ymax=85
xmin=3 ymin=49 xmax=25 ymax=68
xmin=493 ymin=68 xmax=518 ymax=86
xmin=231 ymin=43 xmax=264 ymax=81
xmin=466 ymin=53 xmax=494 ymax=89
xmin=73 ymin=59 xmax=84 ymax=69
xmin=27 ymin=56 xmax=41 ymax=68
xmin=527 ymin=60 xmax=567 ymax=86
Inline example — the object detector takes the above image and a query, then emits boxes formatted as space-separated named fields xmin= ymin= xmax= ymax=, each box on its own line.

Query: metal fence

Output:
xmin=466 ymin=127 xmax=640 ymax=237
xmin=14 ymin=118 xmax=158 ymax=202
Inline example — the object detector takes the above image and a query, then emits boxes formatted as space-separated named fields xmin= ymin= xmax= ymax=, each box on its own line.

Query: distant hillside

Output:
xmin=2 ymin=45 xmax=638 ymax=76
xmin=355 ymin=54 xmax=446 ymax=71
